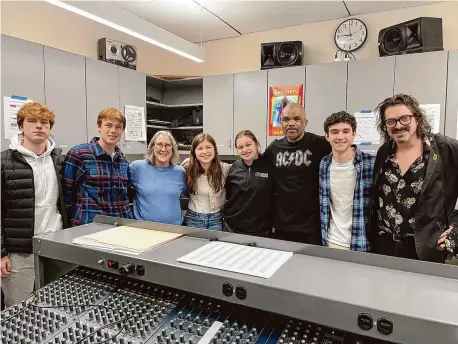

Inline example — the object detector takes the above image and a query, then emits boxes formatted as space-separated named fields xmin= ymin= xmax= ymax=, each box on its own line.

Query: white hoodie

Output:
xmin=9 ymin=134 xmax=63 ymax=235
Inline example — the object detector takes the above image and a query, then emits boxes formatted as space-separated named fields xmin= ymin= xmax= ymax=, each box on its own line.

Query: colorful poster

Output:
xmin=268 ymin=84 xmax=304 ymax=136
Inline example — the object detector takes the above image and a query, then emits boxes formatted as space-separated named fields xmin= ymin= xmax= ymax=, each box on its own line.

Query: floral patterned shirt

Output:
xmin=375 ymin=140 xmax=430 ymax=242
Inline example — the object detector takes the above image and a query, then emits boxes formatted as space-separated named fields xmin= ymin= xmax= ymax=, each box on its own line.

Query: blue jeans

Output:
xmin=184 ymin=210 xmax=223 ymax=231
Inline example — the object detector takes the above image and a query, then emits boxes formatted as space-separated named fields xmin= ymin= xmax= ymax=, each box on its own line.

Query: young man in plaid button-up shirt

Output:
xmin=63 ymin=108 xmax=133 ymax=226
xmin=319 ymin=111 xmax=375 ymax=251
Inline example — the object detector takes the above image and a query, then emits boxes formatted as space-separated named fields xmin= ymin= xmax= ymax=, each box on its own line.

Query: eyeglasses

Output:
xmin=385 ymin=115 xmax=414 ymax=128
xmin=154 ymin=143 xmax=172 ymax=150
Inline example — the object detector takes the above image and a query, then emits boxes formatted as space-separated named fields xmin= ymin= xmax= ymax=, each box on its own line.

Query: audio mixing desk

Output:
xmin=2 ymin=216 xmax=457 ymax=344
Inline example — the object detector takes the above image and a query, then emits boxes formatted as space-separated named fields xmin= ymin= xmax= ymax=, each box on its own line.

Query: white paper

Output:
xmin=353 ymin=111 xmax=380 ymax=145
xmin=197 ymin=321 xmax=223 ymax=344
xmin=420 ymin=104 xmax=441 ymax=134
xmin=177 ymin=241 xmax=293 ymax=279
xmin=124 ymin=105 xmax=146 ymax=141
xmin=3 ymin=96 xmax=33 ymax=139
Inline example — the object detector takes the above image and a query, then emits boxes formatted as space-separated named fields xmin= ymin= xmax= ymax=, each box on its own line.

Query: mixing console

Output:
xmin=1 ymin=267 xmax=395 ymax=344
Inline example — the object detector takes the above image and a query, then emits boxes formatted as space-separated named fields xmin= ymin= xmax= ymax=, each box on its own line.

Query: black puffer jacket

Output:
xmin=1 ymin=148 xmax=68 ymax=257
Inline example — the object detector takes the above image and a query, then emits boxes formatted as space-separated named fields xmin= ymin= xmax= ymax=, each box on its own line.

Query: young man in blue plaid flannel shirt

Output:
xmin=63 ymin=108 xmax=133 ymax=226
xmin=319 ymin=111 xmax=375 ymax=251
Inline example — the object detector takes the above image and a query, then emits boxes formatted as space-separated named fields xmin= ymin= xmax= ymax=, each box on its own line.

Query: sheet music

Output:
xmin=177 ymin=242 xmax=293 ymax=279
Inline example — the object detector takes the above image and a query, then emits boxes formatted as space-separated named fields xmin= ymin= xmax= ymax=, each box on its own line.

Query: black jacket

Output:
xmin=223 ymin=155 xmax=274 ymax=234
xmin=1 ymin=148 xmax=68 ymax=257
xmin=369 ymin=134 xmax=458 ymax=262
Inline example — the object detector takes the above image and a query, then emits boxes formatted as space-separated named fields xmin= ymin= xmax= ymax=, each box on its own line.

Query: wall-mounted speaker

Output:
xmin=98 ymin=38 xmax=137 ymax=70
xmin=378 ymin=17 xmax=443 ymax=57
xmin=260 ymin=41 xmax=303 ymax=70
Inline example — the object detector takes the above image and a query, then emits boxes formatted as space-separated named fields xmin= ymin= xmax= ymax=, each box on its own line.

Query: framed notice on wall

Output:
xmin=268 ymin=84 xmax=304 ymax=136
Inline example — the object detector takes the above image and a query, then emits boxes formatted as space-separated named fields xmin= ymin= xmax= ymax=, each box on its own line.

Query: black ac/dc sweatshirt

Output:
xmin=264 ymin=132 xmax=331 ymax=234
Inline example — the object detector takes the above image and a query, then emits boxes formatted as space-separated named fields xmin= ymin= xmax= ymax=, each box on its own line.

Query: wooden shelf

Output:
xmin=146 ymin=101 xmax=203 ymax=109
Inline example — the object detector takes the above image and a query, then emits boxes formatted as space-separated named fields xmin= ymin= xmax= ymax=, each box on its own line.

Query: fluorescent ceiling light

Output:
xmin=43 ymin=0 xmax=205 ymax=62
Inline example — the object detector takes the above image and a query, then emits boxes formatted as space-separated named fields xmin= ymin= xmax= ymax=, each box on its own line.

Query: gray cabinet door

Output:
xmin=119 ymin=67 xmax=146 ymax=155
xmin=234 ymin=70 xmax=268 ymax=151
xmin=266 ymin=66 xmax=306 ymax=146
xmin=445 ymin=50 xmax=458 ymax=140
xmin=1 ymin=35 xmax=45 ymax=150
xmin=305 ymin=62 xmax=347 ymax=136
xmin=203 ymin=74 xmax=234 ymax=155
xmin=85 ymin=58 xmax=120 ymax=141
xmin=394 ymin=51 xmax=448 ymax=134
xmin=44 ymin=47 xmax=87 ymax=154
xmin=347 ymin=56 xmax=395 ymax=151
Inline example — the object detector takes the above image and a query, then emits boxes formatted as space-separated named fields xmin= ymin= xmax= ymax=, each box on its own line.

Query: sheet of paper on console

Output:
xmin=177 ymin=241 xmax=293 ymax=279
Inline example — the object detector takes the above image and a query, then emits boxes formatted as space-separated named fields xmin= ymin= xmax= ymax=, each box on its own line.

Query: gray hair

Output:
xmin=145 ymin=130 xmax=180 ymax=166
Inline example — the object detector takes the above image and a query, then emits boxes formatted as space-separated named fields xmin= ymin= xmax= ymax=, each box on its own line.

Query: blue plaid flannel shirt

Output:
xmin=63 ymin=137 xmax=133 ymax=226
xmin=319 ymin=146 xmax=375 ymax=251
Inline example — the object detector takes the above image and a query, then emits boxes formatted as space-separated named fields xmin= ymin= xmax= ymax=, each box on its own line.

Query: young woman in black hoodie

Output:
xmin=223 ymin=130 xmax=274 ymax=237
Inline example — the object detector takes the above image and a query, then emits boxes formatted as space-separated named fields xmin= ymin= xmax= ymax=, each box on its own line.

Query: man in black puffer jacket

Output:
xmin=1 ymin=102 xmax=68 ymax=307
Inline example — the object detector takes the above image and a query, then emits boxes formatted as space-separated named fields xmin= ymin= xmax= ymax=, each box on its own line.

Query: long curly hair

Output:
xmin=375 ymin=93 xmax=431 ymax=142
xmin=186 ymin=133 xmax=224 ymax=195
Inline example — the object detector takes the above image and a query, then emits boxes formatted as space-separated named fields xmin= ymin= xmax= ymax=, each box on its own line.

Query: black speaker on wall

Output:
xmin=378 ymin=17 xmax=443 ymax=57
xmin=260 ymin=41 xmax=303 ymax=70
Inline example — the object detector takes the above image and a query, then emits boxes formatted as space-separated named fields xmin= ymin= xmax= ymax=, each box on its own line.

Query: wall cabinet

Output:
xmin=394 ymin=51 xmax=448 ymax=134
xmin=1 ymin=35 xmax=45 ymax=150
xmin=234 ymin=70 xmax=268 ymax=151
xmin=119 ymin=66 xmax=146 ymax=155
xmin=44 ymin=47 xmax=87 ymax=154
xmin=203 ymin=74 xmax=234 ymax=155
xmin=85 ymin=58 xmax=120 ymax=142
xmin=305 ymin=62 xmax=347 ymax=136
xmin=445 ymin=50 xmax=458 ymax=139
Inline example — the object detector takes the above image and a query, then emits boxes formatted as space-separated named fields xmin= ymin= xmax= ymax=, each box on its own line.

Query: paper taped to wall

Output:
xmin=420 ymin=104 xmax=441 ymax=134
xmin=353 ymin=110 xmax=380 ymax=145
xmin=3 ymin=96 xmax=33 ymax=140
xmin=125 ymin=105 xmax=146 ymax=141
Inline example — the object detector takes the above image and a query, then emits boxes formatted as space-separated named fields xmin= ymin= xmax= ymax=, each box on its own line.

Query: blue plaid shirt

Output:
xmin=319 ymin=146 xmax=375 ymax=251
xmin=63 ymin=137 xmax=133 ymax=226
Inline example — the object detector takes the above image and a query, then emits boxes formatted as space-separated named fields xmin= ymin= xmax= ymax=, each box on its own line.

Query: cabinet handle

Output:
xmin=228 ymin=139 xmax=232 ymax=149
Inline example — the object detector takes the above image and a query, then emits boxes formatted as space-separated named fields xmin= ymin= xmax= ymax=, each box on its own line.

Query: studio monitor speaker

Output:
xmin=378 ymin=17 xmax=443 ymax=57
xmin=260 ymin=41 xmax=303 ymax=70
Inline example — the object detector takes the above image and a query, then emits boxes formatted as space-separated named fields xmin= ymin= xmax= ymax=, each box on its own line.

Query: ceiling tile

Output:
xmin=200 ymin=1 xmax=349 ymax=34
xmin=345 ymin=1 xmax=439 ymax=16
xmin=107 ymin=1 xmax=157 ymax=9
xmin=120 ymin=0 xmax=240 ymax=42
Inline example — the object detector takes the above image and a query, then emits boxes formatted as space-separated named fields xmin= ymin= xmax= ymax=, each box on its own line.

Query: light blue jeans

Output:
xmin=183 ymin=210 xmax=223 ymax=231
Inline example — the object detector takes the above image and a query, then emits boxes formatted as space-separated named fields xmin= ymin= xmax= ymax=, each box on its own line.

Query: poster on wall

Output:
xmin=419 ymin=104 xmax=441 ymax=134
xmin=3 ymin=95 xmax=33 ymax=140
xmin=124 ymin=105 xmax=146 ymax=141
xmin=268 ymin=84 xmax=304 ymax=136
xmin=353 ymin=110 xmax=380 ymax=145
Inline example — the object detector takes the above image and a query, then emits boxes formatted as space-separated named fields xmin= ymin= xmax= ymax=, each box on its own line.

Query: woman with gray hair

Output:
xmin=130 ymin=130 xmax=187 ymax=225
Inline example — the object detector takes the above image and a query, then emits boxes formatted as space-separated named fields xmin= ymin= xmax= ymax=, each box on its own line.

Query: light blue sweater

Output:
xmin=130 ymin=160 xmax=187 ymax=225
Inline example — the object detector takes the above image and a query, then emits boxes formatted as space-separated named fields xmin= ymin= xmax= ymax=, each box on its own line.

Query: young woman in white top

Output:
xmin=183 ymin=133 xmax=230 ymax=230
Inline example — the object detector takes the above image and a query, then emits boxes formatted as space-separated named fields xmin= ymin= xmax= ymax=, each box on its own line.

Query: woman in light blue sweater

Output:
xmin=130 ymin=131 xmax=187 ymax=225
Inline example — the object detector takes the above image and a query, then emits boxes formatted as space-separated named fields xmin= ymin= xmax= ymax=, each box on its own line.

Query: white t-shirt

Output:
xmin=328 ymin=157 xmax=357 ymax=248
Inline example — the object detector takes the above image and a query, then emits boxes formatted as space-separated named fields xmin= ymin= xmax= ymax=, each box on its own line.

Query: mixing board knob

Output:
xmin=188 ymin=324 xmax=194 ymax=333
xmin=158 ymin=334 xmax=163 ymax=342
xmin=167 ymin=337 xmax=172 ymax=344
xmin=204 ymin=319 xmax=210 ymax=327
xmin=140 ymin=329 xmax=146 ymax=337
xmin=119 ymin=262 xmax=136 ymax=276
xmin=171 ymin=320 xmax=175 ymax=327
xmin=179 ymin=322 xmax=184 ymax=330
xmin=179 ymin=334 xmax=185 ymax=343
xmin=171 ymin=331 xmax=176 ymax=339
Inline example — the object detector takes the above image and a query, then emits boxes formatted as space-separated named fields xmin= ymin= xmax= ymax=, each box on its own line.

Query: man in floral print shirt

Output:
xmin=369 ymin=94 xmax=458 ymax=263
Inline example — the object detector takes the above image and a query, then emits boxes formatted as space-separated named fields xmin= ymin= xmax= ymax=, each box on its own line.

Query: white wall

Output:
xmin=1 ymin=1 xmax=457 ymax=76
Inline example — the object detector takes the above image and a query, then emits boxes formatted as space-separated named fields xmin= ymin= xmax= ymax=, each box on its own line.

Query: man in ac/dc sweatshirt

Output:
xmin=264 ymin=103 xmax=331 ymax=244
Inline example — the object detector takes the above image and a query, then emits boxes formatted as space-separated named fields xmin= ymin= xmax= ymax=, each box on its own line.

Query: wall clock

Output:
xmin=334 ymin=18 xmax=367 ymax=52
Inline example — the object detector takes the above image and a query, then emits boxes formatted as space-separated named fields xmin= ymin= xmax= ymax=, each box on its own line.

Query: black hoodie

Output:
xmin=223 ymin=154 xmax=274 ymax=234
